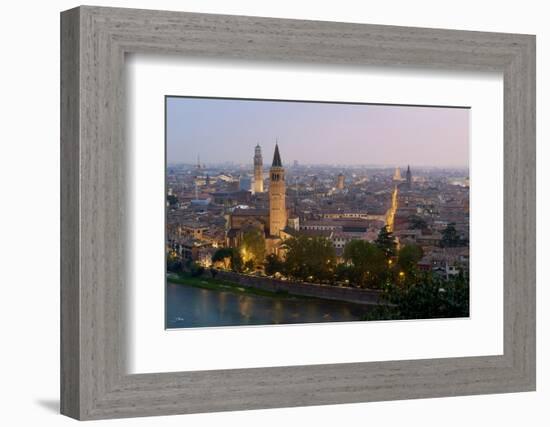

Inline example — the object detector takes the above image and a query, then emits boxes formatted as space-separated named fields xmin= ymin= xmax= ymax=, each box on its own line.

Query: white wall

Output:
xmin=0 ymin=0 xmax=546 ymax=426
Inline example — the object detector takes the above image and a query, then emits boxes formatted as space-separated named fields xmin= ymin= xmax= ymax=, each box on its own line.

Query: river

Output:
xmin=166 ymin=281 xmax=374 ymax=328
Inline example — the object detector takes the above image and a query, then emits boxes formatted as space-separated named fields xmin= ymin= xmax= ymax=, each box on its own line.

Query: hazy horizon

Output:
xmin=167 ymin=97 xmax=470 ymax=169
xmin=166 ymin=161 xmax=469 ymax=171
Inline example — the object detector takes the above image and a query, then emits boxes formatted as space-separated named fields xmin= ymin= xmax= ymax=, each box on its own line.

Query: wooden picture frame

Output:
xmin=60 ymin=5 xmax=536 ymax=420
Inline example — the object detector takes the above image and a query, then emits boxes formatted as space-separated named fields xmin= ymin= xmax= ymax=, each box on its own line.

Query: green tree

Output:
xmin=397 ymin=244 xmax=424 ymax=274
xmin=334 ymin=263 xmax=353 ymax=284
xmin=362 ymin=273 xmax=469 ymax=321
xmin=343 ymin=240 xmax=387 ymax=288
xmin=264 ymin=253 xmax=285 ymax=276
xmin=408 ymin=215 xmax=427 ymax=230
xmin=238 ymin=228 xmax=266 ymax=268
xmin=212 ymin=247 xmax=243 ymax=272
xmin=166 ymin=249 xmax=182 ymax=273
xmin=166 ymin=194 xmax=179 ymax=208
xmin=243 ymin=259 xmax=255 ymax=272
xmin=375 ymin=226 xmax=397 ymax=258
xmin=283 ymin=236 xmax=336 ymax=282
xmin=189 ymin=262 xmax=205 ymax=277
xmin=391 ymin=273 xmax=469 ymax=319
xmin=441 ymin=223 xmax=460 ymax=247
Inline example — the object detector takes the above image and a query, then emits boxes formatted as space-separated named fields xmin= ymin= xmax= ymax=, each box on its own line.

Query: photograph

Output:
xmin=165 ymin=96 xmax=471 ymax=329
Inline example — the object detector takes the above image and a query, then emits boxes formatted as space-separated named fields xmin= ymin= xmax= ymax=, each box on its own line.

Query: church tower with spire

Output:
xmin=253 ymin=144 xmax=264 ymax=193
xmin=269 ymin=143 xmax=287 ymax=237
xmin=406 ymin=165 xmax=412 ymax=189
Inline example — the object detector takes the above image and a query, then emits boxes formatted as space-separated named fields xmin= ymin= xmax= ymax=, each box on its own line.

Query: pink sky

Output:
xmin=167 ymin=97 xmax=470 ymax=168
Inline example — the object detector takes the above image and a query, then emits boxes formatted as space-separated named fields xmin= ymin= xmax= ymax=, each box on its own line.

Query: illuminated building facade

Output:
xmin=336 ymin=173 xmax=345 ymax=190
xmin=253 ymin=144 xmax=264 ymax=194
xmin=269 ymin=143 xmax=287 ymax=237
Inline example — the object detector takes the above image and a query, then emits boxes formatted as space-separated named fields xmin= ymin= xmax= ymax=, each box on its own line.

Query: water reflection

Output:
xmin=218 ymin=292 xmax=226 ymax=317
xmin=166 ymin=282 xmax=373 ymax=329
xmin=239 ymin=296 xmax=253 ymax=319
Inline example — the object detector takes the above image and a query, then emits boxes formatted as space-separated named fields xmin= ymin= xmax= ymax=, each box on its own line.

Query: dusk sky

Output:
xmin=166 ymin=97 xmax=470 ymax=168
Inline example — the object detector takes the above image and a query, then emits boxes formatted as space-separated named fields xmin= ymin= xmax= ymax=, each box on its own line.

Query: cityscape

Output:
xmin=165 ymin=97 xmax=470 ymax=328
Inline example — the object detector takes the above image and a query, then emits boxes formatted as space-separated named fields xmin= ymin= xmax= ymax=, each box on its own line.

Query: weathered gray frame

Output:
xmin=60 ymin=5 xmax=536 ymax=420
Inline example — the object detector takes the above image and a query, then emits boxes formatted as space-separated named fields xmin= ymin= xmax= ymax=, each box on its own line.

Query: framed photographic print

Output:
xmin=61 ymin=5 xmax=536 ymax=420
xmin=163 ymin=96 xmax=471 ymax=329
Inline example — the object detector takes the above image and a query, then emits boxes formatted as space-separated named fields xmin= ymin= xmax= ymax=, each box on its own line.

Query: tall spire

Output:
xmin=272 ymin=143 xmax=282 ymax=167
xmin=269 ymin=140 xmax=286 ymax=237
xmin=406 ymin=165 xmax=412 ymax=189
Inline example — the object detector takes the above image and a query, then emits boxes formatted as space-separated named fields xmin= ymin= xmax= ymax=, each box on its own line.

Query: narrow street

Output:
xmin=386 ymin=186 xmax=398 ymax=232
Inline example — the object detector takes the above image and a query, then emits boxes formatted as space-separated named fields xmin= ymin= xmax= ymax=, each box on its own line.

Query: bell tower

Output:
xmin=269 ymin=143 xmax=287 ymax=237
xmin=253 ymin=144 xmax=263 ymax=193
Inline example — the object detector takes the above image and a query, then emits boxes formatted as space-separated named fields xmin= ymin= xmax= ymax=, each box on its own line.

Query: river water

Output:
xmin=166 ymin=281 xmax=374 ymax=329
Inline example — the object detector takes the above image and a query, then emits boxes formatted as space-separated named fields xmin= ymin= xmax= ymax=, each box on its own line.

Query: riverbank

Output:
xmin=168 ymin=271 xmax=384 ymax=306
xmin=197 ymin=269 xmax=383 ymax=306
xmin=167 ymin=273 xmax=315 ymax=300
